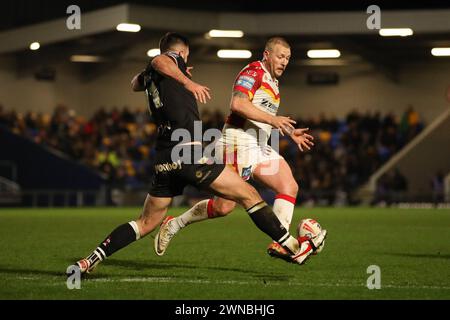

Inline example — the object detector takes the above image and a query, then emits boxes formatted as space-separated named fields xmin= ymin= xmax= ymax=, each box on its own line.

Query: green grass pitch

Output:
xmin=0 ymin=207 xmax=449 ymax=300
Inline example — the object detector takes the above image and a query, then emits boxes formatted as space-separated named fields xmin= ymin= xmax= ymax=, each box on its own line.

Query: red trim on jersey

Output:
xmin=233 ymin=85 xmax=253 ymax=98
xmin=275 ymin=194 xmax=297 ymax=204
xmin=232 ymin=61 xmax=264 ymax=99
xmin=232 ymin=146 xmax=239 ymax=174
xmin=207 ymin=199 xmax=215 ymax=218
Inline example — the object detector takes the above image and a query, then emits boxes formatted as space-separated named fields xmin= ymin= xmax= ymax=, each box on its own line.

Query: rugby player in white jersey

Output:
xmin=155 ymin=37 xmax=321 ymax=262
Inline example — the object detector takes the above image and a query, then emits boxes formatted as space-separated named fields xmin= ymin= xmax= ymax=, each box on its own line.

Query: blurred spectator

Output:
xmin=373 ymin=168 xmax=408 ymax=205
xmin=431 ymin=171 xmax=445 ymax=203
xmin=0 ymin=105 xmax=156 ymax=191
xmin=289 ymin=110 xmax=421 ymax=205
xmin=400 ymin=105 xmax=423 ymax=145
xmin=0 ymin=105 xmax=424 ymax=205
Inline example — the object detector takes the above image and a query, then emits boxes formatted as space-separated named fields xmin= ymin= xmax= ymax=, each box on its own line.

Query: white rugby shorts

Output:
xmin=214 ymin=127 xmax=283 ymax=180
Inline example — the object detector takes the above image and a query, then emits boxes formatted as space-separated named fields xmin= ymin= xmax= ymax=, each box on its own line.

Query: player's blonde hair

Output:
xmin=265 ymin=37 xmax=290 ymax=52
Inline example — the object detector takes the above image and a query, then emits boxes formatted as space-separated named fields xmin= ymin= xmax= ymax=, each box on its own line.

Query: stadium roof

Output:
xmin=2 ymin=0 xmax=450 ymax=32
xmin=1 ymin=1 xmax=450 ymax=82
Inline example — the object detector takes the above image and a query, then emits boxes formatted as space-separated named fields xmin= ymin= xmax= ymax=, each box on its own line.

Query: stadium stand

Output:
xmin=0 ymin=103 xmax=425 ymax=206
xmin=445 ymin=172 xmax=450 ymax=203
xmin=360 ymin=108 xmax=450 ymax=205
xmin=279 ymin=108 xmax=423 ymax=205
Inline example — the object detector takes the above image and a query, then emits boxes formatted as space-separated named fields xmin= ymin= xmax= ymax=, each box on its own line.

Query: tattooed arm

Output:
xmin=230 ymin=90 xmax=295 ymax=136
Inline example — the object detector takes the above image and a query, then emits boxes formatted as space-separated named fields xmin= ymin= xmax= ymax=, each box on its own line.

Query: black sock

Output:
xmin=96 ymin=222 xmax=140 ymax=258
xmin=247 ymin=202 xmax=299 ymax=254
xmin=247 ymin=201 xmax=289 ymax=242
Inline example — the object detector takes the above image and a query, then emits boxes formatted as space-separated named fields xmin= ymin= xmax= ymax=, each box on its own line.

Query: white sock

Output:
xmin=279 ymin=234 xmax=300 ymax=255
xmin=128 ymin=221 xmax=141 ymax=240
xmin=273 ymin=194 xmax=296 ymax=231
xmin=172 ymin=199 xmax=213 ymax=233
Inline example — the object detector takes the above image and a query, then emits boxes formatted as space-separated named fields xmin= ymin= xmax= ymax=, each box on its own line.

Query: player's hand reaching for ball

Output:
xmin=290 ymin=128 xmax=314 ymax=152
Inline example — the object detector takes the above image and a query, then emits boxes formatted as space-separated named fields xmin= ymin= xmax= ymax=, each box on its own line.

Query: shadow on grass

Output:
xmin=0 ymin=265 xmax=64 ymax=277
xmin=0 ymin=257 xmax=291 ymax=282
xmin=63 ymin=257 xmax=291 ymax=281
xmin=105 ymin=258 xmax=287 ymax=278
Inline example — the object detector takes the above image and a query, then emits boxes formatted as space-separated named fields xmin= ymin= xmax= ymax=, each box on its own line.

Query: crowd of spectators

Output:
xmin=430 ymin=170 xmax=445 ymax=203
xmin=372 ymin=168 xmax=408 ymax=205
xmin=0 ymin=103 xmax=425 ymax=204
xmin=0 ymin=104 xmax=157 ymax=190
xmin=277 ymin=107 xmax=423 ymax=205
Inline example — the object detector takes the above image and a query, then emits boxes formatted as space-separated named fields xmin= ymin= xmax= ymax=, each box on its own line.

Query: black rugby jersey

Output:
xmin=145 ymin=52 xmax=200 ymax=150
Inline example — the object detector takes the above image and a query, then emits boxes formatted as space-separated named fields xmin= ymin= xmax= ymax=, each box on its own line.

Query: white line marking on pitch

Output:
xmin=88 ymin=277 xmax=450 ymax=290
xmin=13 ymin=275 xmax=450 ymax=290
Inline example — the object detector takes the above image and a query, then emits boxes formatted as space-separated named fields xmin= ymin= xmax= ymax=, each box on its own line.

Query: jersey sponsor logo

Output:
xmin=236 ymin=75 xmax=256 ymax=90
xmin=245 ymin=69 xmax=258 ymax=77
xmin=155 ymin=160 xmax=182 ymax=173
xmin=197 ymin=170 xmax=212 ymax=184
xmin=260 ymin=99 xmax=278 ymax=113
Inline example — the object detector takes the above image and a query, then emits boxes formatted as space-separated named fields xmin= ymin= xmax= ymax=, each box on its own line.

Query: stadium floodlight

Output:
xmin=147 ymin=48 xmax=161 ymax=57
xmin=217 ymin=50 xmax=252 ymax=59
xmin=70 ymin=55 xmax=102 ymax=63
xmin=379 ymin=28 xmax=413 ymax=37
xmin=29 ymin=42 xmax=40 ymax=50
xmin=208 ymin=30 xmax=244 ymax=38
xmin=431 ymin=47 xmax=450 ymax=57
xmin=116 ymin=23 xmax=141 ymax=32
xmin=307 ymin=49 xmax=341 ymax=59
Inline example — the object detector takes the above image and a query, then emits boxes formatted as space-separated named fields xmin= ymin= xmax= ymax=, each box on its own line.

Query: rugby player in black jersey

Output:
xmin=69 ymin=33 xmax=326 ymax=275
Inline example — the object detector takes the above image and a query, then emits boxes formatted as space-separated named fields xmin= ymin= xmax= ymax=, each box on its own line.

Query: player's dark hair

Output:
xmin=159 ymin=32 xmax=189 ymax=53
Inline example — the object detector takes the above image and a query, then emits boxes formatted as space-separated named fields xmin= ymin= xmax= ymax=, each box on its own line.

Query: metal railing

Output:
xmin=0 ymin=161 xmax=18 ymax=182
xmin=0 ymin=176 xmax=21 ymax=205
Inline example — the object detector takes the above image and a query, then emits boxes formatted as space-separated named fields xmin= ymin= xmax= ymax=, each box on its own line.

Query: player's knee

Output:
xmin=280 ymin=181 xmax=299 ymax=198
xmin=245 ymin=185 xmax=263 ymax=203
xmin=290 ymin=181 xmax=299 ymax=197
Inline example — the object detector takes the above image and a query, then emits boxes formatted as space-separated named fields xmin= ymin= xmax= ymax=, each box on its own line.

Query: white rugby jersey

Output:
xmin=225 ymin=60 xmax=280 ymax=142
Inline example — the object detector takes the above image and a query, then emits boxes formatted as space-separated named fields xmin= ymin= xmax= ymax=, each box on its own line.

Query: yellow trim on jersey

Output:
xmin=260 ymin=86 xmax=280 ymax=103
xmin=248 ymin=91 xmax=254 ymax=100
